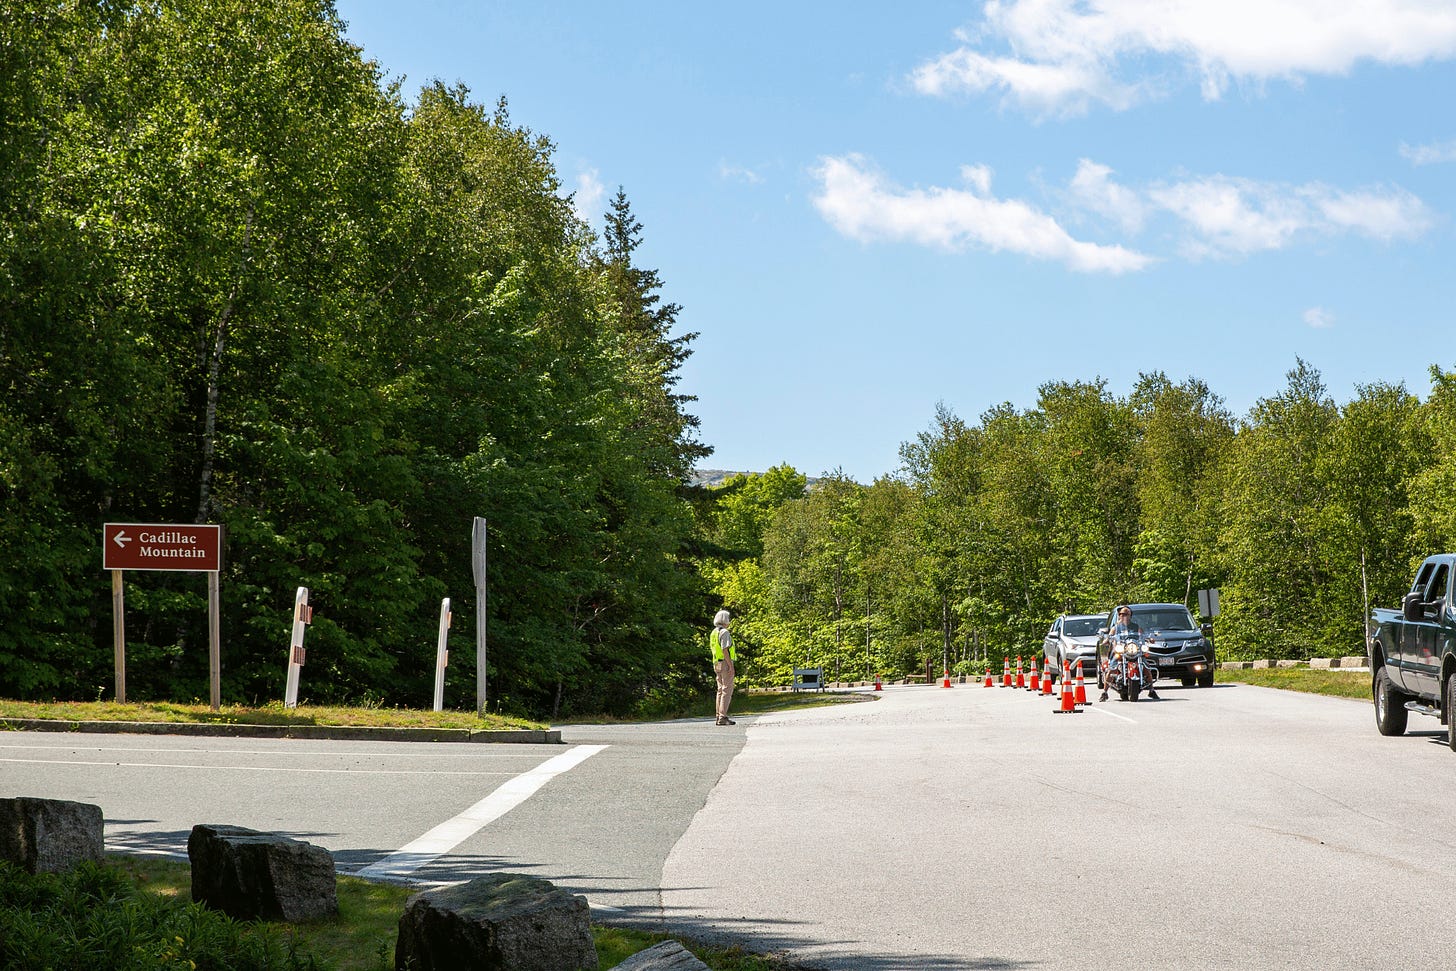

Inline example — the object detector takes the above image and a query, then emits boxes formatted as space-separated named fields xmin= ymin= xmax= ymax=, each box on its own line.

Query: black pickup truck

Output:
xmin=1368 ymin=553 xmax=1456 ymax=749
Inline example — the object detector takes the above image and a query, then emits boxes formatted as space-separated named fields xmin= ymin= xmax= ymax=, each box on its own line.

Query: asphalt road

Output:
xmin=6 ymin=680 xmax=1456 ymax=970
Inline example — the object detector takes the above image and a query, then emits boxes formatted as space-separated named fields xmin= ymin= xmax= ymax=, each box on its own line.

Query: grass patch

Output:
xmin=0 ymin=699 xmax=543 ymax=732
xmin=697 ymin=690 xmax=872 ymax=718
xmin=595 ymin=925 xmax=796 ymax=969
xmin=563 ymin=688 xmax=873 ymax=724
xmin=108 ymin=854 xmax=406 ymax=970
xmin=1219 ymin=667 xmax=1371 ymax=701
xmin=15 ymin=856 xmax=794 ymax=970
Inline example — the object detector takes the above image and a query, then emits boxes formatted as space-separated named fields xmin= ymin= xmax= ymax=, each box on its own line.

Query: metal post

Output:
xmin=111 ymin=570 xmax=126 ymax=704
xmin=472 ymin=517 xmax=488 ymax=716
xmin=284 ymin=586 xmax=310 ymax=709
xmin=1361 ymin=549 xmax=1371 ymax=650
xmin=433 ymin=597 xmax=452 ymax=712
xmin=942 ymin=595 xmax=950 ymax=677
xmin=865 ymin=579 xmax=872 ymax=681
xmin=208 ymin=570 xmax=221 ymax=711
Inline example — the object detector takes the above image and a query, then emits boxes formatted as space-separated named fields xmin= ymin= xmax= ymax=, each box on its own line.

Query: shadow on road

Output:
xmin=101 ymin=836 xmax=1041 ymax=970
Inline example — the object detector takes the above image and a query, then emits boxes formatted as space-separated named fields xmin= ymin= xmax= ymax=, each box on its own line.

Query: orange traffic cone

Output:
xmin=1002 ymin=657 xmax=1012 ymax=687
xmin=1074 ymin=659 xmax=1089 ymax=706
xmin=1054 ymin=666 xmax=1081 ymax=713
xmin=1028 ymin=661 xmax=1041 ymax=693
xmin=942 ymin=670 xmax=952 ymax=688
xmin=983 ymin=668 xmax=994 ymax=687
xmin=1041 ymin=658 xmax=1055 ymax=696
xmin=874 ymin=676 xmax=883 ymax=691
xmin=1014 ymin=656 xmax=1025 ymax=689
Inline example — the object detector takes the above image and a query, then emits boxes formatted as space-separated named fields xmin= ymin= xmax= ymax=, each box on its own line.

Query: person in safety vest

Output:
xmin=710 ymin=609 xmax=736 ymax=726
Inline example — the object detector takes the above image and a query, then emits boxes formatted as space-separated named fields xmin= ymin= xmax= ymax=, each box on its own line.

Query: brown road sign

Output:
xmin=103 ymin=523 xmax=222 ymax=572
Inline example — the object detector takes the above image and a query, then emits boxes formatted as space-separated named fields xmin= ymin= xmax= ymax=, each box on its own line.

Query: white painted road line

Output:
xmin=0 ymin=757 xmax=513 ymax=777
xmin=1087 ymin=704 xmax=1137 ymax=723
xmin=0 ymin=743 xmax=549 ymax=759
xmin=357 ymin=744 xmax=608 ymax=881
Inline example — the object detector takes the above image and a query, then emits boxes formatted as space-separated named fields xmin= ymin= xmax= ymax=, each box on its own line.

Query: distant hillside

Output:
xmin=690 ymin=469 xmax=824 ymax=489
xmin=689 ymin=469 xmax=743 ymax=488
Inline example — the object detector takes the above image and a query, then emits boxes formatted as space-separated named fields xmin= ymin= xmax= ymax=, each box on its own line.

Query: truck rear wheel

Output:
xmin=1375 ymin=665 xmax=1409 ymax=737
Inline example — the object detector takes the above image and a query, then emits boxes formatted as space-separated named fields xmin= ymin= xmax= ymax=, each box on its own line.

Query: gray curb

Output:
xmin=1219 ymin=657 xmax=1368 ymax=671
xmin=0 ymin=718 xmax=561 ymax=744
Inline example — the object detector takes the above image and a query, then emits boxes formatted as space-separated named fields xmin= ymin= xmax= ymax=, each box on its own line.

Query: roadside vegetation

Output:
xmin=0 ymin=856 xmax=793 ymax=971
xmin=1217 ymin=667 xmax=1370 ymax=701
xmin=569 ymin=688 xmax=873 ymax=724
xmin=707 ymin=368 xmax=1456 ymax=691
xmin=0 ymin=690 xmax=865 ymax=730
xmin=0 ymin=699 xmax=542 ymax=731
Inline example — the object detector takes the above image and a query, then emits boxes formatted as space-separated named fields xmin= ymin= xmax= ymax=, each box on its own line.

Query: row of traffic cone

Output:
xmin=982 ymin=655 xmax=1090 ymax=712
xmin=1054 ymin=658 xmax=1089 ymax=713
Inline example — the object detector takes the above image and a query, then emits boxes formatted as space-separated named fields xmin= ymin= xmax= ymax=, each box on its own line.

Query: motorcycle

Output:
xmin=1100 ymin=635 xmax=1159 ymax=702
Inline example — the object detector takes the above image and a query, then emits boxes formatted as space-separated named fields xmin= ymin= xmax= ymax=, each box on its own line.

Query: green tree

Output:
xmin=1129 ymin=374 xmax=1233 ymax=608
xmin=1408 ymin=366 xmax=1456 ymax=556
xmin=1215 ymin=360 xmax=1339 ymax=658
xmin=1316 ymin=381 xmax=1430 ymax=647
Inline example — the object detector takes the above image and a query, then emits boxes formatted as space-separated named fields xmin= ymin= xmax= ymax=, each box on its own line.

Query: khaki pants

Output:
xmin=714 ymin=657 xmax=736 ymax=720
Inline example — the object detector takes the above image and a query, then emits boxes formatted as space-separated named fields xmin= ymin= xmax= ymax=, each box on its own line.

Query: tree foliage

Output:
xmin=0 ymin=1 xmax=708 ymax=717
xmin=708 ymin=359 xmax=1454 ymax=683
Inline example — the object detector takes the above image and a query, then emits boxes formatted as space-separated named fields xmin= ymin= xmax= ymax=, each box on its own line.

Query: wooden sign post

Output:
xmin=103 ymin=523 xmax=224 ymax=709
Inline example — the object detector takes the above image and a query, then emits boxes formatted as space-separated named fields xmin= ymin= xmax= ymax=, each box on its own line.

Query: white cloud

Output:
xmin=1079 ymin=169 xmax=1434 ymax=257
xmin=811 ymin=154 xmax=1433 ymax=271
xmin=571 ymin=167 xmax=606 ymax=224
xmin=911 ymin=47 xmax=1142 ymax=115
xmin=1310 ymin=185 xmax=1434 ymax=241
xmin=810 ymin=154 xmax=1154 ymax=274
xmin=913 ymin=1 xmax=1456 ymax=114
xmin=1400 ymin=139 xmax=1456 ymax=165
xmin=1068 ymin=160 xmax=1147 ymax=233
xmin=1148 ymin=177 xmax=1309 ymax=255
xmin=718 ymin=162 xmax=765 ymax=185
xmin=1304 ymin=307 xmax=1335 ymax=329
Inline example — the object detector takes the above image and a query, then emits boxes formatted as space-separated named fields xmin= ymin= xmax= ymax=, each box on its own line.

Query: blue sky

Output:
xmin=335 ymin=1 xmax=1456 ymax=482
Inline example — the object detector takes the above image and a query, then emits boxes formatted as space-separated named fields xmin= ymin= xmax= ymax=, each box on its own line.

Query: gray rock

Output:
xmin=608 ymin=940 xmax=709 ymax=971
xmin=395 ymin=873 xmax=598 ymax=971
xmin=188 ymin=824 xmax=337 ymax=922
xmin=0 ymin=797 xmax=104 ymax=874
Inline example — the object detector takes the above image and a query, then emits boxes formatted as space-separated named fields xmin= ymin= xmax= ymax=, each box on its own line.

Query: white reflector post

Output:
xmin=284 ymin=586 xmax=310 ymax=709
xmin=433 ymin=597 xmax=451 ymax=712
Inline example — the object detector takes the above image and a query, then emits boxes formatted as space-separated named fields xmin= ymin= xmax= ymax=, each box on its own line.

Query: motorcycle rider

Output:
xmin=1099 ymin=605 xmax=1160 ymax=702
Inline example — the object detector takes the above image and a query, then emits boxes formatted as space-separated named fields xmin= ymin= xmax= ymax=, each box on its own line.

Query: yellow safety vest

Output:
xmin=708 ymin=626 xmax=736 ymax=662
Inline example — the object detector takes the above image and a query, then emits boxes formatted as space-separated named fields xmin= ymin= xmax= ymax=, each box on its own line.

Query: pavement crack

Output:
xmin=1032 ymin=776 xmax=1139 ymax=811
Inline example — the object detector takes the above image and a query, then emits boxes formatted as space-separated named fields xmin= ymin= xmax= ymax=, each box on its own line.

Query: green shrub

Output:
xmin=0 ymin=861 xmax=325 ymax=971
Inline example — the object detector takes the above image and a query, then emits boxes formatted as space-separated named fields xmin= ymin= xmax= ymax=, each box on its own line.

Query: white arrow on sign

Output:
xmin=112 ymin=531 xmax=131 ymax=549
